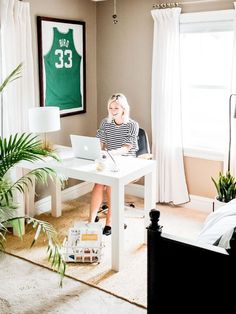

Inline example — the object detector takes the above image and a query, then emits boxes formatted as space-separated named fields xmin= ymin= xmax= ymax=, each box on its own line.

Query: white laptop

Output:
xmin=70 ymin=134 xmax=102 ymax=161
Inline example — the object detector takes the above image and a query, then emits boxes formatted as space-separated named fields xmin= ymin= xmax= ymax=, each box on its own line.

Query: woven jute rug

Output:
xmin=5 ymin=194 xmax=149 ymax=308
xmin=5 ymin=193 xmax=207 ymax=308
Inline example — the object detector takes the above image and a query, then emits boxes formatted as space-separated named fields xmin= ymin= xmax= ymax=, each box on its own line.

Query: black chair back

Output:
xmin=136 ymin=128 xmax=150 ymax=157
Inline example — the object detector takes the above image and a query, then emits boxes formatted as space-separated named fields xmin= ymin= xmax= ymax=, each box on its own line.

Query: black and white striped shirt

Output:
xmin=96 ymin=118 xmax=139 ymax=157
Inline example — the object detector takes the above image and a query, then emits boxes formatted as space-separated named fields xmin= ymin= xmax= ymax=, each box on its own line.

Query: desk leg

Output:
xmin=144 ymin=170 xmax=156 ymax=243
xmin=49 ymin=177 xmax=62 ymax=217
xmin=111 ymin=181 xmax=124 ymax=272
xmin=24 ymin=169 xmax=35 ymax=217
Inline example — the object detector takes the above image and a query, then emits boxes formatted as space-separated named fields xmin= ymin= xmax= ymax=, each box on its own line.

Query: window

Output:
xmin=180 ymin=10 xmax=235 ymax=159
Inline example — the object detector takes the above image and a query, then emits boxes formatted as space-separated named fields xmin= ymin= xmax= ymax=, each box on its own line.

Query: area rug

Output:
xmin=5 ymin=193 xmax=207 ymax=308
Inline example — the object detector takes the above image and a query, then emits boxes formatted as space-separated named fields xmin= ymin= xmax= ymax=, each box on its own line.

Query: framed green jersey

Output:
xmin=37 ymin=16 xmax=86 ymax=117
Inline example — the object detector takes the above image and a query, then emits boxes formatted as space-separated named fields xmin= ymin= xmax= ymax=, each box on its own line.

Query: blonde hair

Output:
xmin=107 ymin=93 xmax=130 ymax=124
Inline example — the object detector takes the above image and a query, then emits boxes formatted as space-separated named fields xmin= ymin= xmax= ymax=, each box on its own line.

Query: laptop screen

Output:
xmin=70 ymin=135 xmax=102 ymax=161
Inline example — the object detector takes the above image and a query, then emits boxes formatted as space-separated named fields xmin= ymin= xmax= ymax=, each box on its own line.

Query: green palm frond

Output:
xmin=0 ymin=64 xmax=66 ymax=286
xmin=0 ymin=133 xmax=66 ymax=284
xmin=0 ymin=206 xmax=17 ymax=225
xmin=26 ymin=217 xmax=65 ymax=286
xmin=0 ymin=206 xmax=18 ymax=250
xmin=0 ymin=133 xmax=61 ymax=206
xmin=0 ymin=216 xmax=66 ymax=286
xmin=1 ymin=167 xmax=57 ymax=206
xmin=0 ymin=133 xmax=60 ymax=178
xmin=0 ymin=63 xmax=23 ymax=93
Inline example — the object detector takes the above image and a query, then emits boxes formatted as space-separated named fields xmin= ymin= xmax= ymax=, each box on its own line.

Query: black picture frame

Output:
xmin=37 ymin=16 xmax=86 ymax=117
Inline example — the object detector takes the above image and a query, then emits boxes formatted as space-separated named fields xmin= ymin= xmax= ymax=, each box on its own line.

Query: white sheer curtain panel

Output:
xmin=228 ymin=2 xmax=236 ymax=175
xmin=0 ymin=0 xmax=35 ymax=138
xmin=151 ymin=8 xmax=189 ymax=205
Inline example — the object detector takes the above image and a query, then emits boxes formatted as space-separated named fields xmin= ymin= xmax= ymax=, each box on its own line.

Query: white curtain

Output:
xmin=228 ymin=2 xmax=236 ymax=175
xmin=0 ymin=0 xmax=35 ymax=138
xmin=151 ymin=8 xmax=189 ymax=205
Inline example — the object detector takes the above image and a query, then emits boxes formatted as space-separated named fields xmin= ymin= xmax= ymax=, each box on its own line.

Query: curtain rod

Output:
xmin=153 ymin=0 xmax=233 ymax=9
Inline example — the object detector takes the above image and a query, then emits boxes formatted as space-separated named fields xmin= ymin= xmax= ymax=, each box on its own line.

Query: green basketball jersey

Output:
xmin=44 ymin=27 xmax=82 ymax=110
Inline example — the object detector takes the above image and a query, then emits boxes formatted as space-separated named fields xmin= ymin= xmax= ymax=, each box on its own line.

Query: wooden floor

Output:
xmin=125 ymin=194 xmax=209 ymax=239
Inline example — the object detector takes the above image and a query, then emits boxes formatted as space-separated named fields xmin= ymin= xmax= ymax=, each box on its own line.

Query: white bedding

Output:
xmin=196 ymin=199 xmax=236 ymax=246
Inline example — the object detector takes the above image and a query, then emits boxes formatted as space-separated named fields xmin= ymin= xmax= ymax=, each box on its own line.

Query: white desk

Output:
xmin=19 ymin=147 xmax=156 ymax=271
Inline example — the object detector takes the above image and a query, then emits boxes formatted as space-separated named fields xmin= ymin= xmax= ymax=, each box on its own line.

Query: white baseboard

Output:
xmin=35 ymin=182 xmax=142 ymax=215
xmin=35 ymin=182 xmax=93 ymax=214
xmin=125 ymin=183 xmax=144 ymax=197
xmin=62 ymin=182 xmax=94 ymax=201
xmin=35 ymin=181 xmax=214 ymax=215
xmin=125 ymin=184 xmax=213 ymax=214
xmin=182 ymin=194 xmax=213 ymax=213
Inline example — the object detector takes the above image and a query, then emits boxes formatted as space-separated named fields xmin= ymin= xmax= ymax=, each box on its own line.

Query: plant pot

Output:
xmin=213 ymin=197 xmax=226 ymax=211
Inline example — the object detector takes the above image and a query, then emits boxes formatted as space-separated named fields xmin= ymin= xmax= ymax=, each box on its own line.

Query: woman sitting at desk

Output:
xmin=89 ymin=93 xmax=139 ymax=236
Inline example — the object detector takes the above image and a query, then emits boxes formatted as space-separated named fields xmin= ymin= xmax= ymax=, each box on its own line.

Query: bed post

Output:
xmin=147 ymin=209 xmax=162 ymax=314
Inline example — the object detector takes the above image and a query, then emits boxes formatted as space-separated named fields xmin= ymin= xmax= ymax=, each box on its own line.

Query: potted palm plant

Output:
xmin=211 ymin=171 xmax=236 ymax=210
xmin=0 ymin=63 xmax=66 ymax=285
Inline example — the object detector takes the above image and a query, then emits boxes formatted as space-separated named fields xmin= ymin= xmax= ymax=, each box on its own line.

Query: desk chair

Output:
xmin=136 ymin=128 xmax=152 ymax=159
xmin=98 ymin=127 xmax=152 ymax=215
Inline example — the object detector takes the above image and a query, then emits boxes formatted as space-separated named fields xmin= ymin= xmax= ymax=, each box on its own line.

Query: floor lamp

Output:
xmin=28 ymin=106 xmax=61 ymax=151
xmin=228 ymin=94 xmax=236 ymax=172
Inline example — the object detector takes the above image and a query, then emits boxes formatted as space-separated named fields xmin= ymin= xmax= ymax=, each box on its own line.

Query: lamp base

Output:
xmin=41 ymin=140 xmax=54 ymax=152
xmin=40 ymin=132 xmax=55 ymax=152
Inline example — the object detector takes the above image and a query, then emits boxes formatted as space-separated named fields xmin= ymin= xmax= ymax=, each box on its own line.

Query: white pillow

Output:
xmin=196 ymin=199 xmax=236 ymax=245
xmin=215 ymin=227 xmax=235 ymax=249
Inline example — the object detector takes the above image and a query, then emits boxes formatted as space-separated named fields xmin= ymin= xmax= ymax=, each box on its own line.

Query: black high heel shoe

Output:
xmin=103 ymin=224 xmax=127 ymax=236
xmin=103 ymin=225 xmax=112 ymax=236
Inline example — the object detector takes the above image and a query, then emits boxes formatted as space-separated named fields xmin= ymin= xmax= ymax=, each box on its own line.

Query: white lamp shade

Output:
xmin=28 ymin=107 xmax=61 ymax=133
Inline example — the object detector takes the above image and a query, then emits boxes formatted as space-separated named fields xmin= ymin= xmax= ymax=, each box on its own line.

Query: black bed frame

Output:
xmin=147 ymin=209 xmax=236 ymax=314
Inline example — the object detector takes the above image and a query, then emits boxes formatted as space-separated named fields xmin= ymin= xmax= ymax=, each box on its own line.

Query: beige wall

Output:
xmin=27 ymin=0 xmax=233 ymax=199
xmin=28 ymin=0 xmax=98 ymax=197
xmin=96 ymin=0 xmax=233 ymax=198
xmin=28 ymin=0 xmax=97 ymax=147
xmin=184 ymin=157 xmax=223 ymax=198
